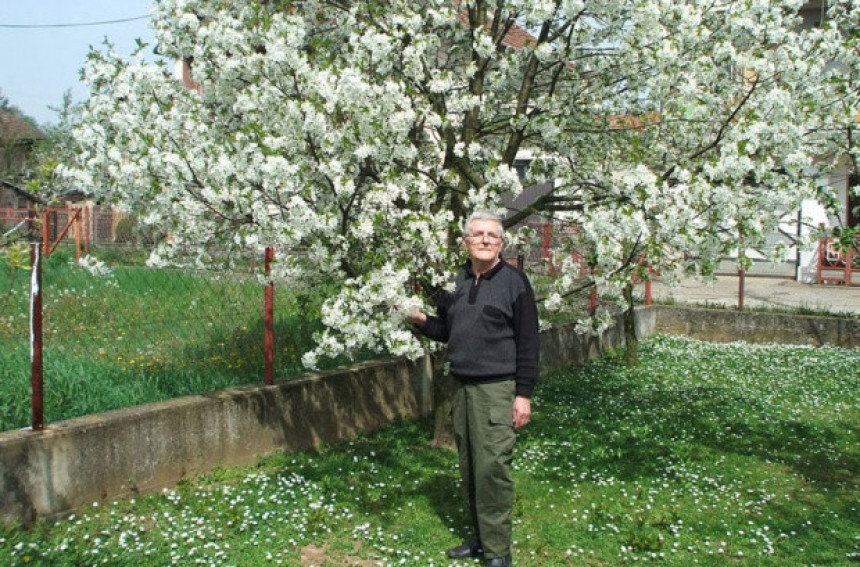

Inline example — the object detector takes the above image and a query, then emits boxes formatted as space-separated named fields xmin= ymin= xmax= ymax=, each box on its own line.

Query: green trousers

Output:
xmin=451 ymin=378 xmax=516 ymax=559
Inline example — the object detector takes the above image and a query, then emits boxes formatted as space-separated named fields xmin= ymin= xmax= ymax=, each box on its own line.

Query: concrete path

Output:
xmin=644 ymin=275 xmax=860 ymax=316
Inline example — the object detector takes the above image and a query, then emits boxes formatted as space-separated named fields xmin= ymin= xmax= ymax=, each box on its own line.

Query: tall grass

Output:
xmin=1 ymin=336 xmax=857 ymax=566
xmin=0 ymin=248 xmax=335 ymax=431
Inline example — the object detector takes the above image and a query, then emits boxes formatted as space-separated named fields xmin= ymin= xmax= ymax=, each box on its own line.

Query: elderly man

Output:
xmin=408 ymin=211 xmax=540 ymax=567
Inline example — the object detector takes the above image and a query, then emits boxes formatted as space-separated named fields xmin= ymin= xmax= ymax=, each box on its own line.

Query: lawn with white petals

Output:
xmin=2 ymin=336 xmax=857 ymax=566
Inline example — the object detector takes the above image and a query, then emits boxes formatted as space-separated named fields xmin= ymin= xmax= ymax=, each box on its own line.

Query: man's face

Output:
xmin=464 ymin=219 xmax=504 ymax=264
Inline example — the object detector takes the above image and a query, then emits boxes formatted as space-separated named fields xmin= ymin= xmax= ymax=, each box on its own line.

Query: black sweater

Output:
xmin=419 ymin=260 xmax=539 ymax=398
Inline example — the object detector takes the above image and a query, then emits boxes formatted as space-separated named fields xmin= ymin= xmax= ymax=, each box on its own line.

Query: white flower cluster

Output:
xmin=77 ymin=255 xmax=114 ymax=279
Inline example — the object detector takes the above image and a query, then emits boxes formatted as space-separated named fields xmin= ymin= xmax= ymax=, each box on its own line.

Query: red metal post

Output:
xmin=41 ymin=211 xmax=50 ymax=255
xmin=263 ymin=247 xmax=275 ymax=385
xmin=74 ymin=210 xmax=82 ymax=262
xmin=816 ymin=239 xmax=824 ymax=284
xmin=84 ymin=206 xmax=91 ymax=256
xmin=30 ymin=244 xmax=44 ymax=430
xmin=641 ymin=260 xmax=653 ymax=306
xmin=738 ymin=235 xmax=746 ymax=310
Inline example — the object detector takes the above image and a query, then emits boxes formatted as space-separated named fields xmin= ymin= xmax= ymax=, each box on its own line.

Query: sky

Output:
xmin=0 ymin=0 xmax=158 ymax=128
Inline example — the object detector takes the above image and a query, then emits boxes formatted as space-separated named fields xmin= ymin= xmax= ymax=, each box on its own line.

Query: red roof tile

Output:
xmin=455 ymin=3 xmax=538 ymax=49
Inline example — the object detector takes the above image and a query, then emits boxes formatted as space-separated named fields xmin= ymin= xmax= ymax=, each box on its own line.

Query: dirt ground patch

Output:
xmin=300 ymin=542 xmax=380 ymax=566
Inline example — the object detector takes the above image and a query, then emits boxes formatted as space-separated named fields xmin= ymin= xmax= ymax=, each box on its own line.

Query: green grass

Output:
xmin=0 ymin=248 xmax=343 ymax=431
xmin=1 ymin=336 xmax=857 ymax=566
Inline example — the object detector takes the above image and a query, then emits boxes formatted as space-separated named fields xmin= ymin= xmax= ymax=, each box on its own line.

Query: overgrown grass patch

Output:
xmin=1 ymin=336 xmax=857 ymax=566
xmin=0 ymin=250 xmax=355 ymax=431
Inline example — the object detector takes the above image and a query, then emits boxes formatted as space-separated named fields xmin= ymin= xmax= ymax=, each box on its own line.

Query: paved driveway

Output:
xmin=644 ymin=275 xmax=860 ymax=315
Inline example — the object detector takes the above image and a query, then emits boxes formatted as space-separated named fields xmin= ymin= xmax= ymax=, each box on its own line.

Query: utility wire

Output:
xmin=0 ymin=15 xmax=149 ymax=29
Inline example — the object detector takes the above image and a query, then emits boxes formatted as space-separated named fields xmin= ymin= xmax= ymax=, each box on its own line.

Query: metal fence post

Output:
xmin=738 ymin=239 xmax=746 ymax=311
xmin=30 ymin=243 xmax=44 ymax=430
xmin=41 ymin=210 xmax=50 ymax=255
xmin=640 ymin=258 xmax=653 ymax=306
xmin=263 ymin=247 xmax=274 ymax=385
xmin=84 ymin=206 xmax=91 ymax=257
xmin=74 ymin=209 xmax=82 ymax=262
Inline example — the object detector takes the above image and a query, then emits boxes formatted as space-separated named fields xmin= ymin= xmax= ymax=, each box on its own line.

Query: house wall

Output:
xmin=0 ymin=185 xmax=33 ymax=209
xmin=0 ymin=183 xmax=45 ymax=239
xmin=712 ymin=162 xmax=853 ymax=283
xmin=798 ymin=168 xmax=851 ymax=283
xmin=0 ymin=185 xmax=20 ymax=208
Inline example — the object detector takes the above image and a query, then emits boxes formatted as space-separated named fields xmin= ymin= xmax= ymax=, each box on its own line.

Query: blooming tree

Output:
xmin=64 ymin=0 xmax=855 ymax=368
xmin=806 ymin=1 xmax=860 ymax=252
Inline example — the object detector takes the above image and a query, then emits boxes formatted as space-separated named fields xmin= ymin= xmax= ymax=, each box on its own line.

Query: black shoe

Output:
xmin=446 ymin=539 xmax=482 ymax=559
xmin=485 ymin=555 xmax=512 ymax=567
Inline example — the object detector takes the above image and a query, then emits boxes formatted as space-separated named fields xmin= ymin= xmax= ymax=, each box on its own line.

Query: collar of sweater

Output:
xmin=465 ymin=258 xmax=505 ymax=280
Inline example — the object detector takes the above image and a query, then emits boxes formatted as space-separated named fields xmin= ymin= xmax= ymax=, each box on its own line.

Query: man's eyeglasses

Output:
xmin=465 ymin=232 xmax=502 ymax=243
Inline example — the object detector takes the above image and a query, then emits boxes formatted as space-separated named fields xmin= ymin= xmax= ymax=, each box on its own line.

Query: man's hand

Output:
xmin=512 ymin=395 xmax=531 ymax=430
xmin=406 ymin=310 xmax=427 ymax=326
xmin=394 ymin=303 xmax=426 ymax=326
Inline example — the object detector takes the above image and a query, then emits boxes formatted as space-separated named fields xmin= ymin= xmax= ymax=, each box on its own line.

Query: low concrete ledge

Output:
xmin=1 ymin=355 xmax=438 ymax=525
xmin=653 ymin=305 xmax=860 ymax=347
xmin=2 ymin=305 xmax=855 ymax=525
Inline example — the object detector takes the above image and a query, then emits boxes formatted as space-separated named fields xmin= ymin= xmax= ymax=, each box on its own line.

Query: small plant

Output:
xmin=0 ymin=240 xmax=30 ymax=316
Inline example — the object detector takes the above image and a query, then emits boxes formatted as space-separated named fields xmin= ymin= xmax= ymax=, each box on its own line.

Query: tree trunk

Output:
xmin=431 ymin=372 xmax=455 ymax=448
xmin=623 ymin=282 xmax=639 ymax=368
xmin=429 ymin=180 xmax=467 ymax=449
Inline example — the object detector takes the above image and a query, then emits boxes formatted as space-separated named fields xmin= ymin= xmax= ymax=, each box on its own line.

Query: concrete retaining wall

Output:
xmin=1 ymin=306 xmax=855 ymax=525
xmin=0 ymin=356 xmax=441 ymax=525
xmin=654 ymin=305 xmax=860 ymax=347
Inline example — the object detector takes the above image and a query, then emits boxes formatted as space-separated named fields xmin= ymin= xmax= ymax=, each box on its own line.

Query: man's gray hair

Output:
xmin=465 ymin=210 xmax=505 ymax=234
